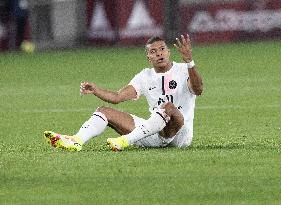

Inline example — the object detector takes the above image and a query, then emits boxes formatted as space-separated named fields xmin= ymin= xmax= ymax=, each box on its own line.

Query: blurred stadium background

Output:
xmin=0 ymin=0 xmax=280 ymax=51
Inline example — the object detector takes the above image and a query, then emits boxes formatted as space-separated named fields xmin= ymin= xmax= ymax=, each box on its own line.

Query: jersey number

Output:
xmin=158 ymin=95 xmax=174 ymax=105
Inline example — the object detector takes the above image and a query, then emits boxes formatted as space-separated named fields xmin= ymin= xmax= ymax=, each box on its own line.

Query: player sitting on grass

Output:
xmin=44 ymin=34 xmax=203 ymax=151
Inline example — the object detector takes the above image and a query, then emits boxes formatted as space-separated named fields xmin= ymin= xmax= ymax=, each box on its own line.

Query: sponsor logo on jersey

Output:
xmin=149 ymin=86 xmax=157 ymax=90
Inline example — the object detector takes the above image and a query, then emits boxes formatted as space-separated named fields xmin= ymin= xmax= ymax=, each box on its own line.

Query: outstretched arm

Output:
xmin=80 ymin=82 xmax=137 ymax=104
xmin=174 ymin=34 xmax=203 ymax=96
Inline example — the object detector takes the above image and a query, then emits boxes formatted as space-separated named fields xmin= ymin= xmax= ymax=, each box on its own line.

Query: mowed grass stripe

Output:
xmin=0 ymin=103 xmax=280 ymax=114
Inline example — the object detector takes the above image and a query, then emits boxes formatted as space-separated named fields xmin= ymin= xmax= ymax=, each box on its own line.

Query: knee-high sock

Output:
xmin=76 ymin=112 xmax=108 ymax=144
xmin=125 ymin=110 xmax=170 ymax=145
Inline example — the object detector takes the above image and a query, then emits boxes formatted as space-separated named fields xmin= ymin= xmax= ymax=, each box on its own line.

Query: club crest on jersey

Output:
xmin=169 ymin=80 xmax=177 ymax=89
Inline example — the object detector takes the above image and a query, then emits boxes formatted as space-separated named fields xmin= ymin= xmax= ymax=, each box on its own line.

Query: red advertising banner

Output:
xmin=180 ymin=0 xmax=281 ymax=43
xmin=87 ymin=0 xmax=117 ymax=44
xmin=87 ymin=0 xmax=164 ymax=45
xmin=116 ymin=0 xmax=164 ymax=44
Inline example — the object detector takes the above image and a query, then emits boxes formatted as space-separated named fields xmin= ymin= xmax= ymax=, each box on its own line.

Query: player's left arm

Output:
xmin=174 ymin=34 xmax=203 ymax=96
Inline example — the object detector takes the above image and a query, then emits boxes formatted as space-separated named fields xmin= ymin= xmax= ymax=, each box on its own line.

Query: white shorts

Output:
xmin=131 ymin=115 xmax=193 ymax=148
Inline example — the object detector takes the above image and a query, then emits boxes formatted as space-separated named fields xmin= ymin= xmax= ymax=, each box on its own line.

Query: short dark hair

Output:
xmin=145 ymin=36 xmax=165 ymax=51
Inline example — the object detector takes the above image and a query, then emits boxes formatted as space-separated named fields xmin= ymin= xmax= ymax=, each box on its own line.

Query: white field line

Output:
xmin=19 ymin=108 xmax=93 ymax=113
xmin=2 ymin=104 xmax=279 ymax=113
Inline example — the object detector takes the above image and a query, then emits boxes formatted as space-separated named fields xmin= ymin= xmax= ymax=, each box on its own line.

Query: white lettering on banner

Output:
xmin=121 ymin=0 xmax=163 ymax=38
xmin=88 ymin=1 xmax=114 ymax=39
xmin=189 ymin=9 xmax=281 ymax=32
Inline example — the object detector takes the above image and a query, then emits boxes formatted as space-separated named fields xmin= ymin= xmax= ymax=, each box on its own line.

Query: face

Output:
xmin=146 ymin=41 xmax=171 ymax=69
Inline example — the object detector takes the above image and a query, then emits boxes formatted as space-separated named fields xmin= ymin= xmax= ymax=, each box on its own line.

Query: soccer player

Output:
xmin=44 ymin=34 xmax=203 ymax=151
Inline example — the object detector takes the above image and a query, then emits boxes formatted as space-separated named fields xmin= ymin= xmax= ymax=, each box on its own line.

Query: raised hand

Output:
xmin=173 ymin=34 xmax=193 ymax=63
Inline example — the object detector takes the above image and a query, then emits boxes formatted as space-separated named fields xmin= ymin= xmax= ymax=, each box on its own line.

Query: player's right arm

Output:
xmin=80 ymin=82 xmax=137 ymax=104
xmin=174 ymin=34 xmax=203 ymax=96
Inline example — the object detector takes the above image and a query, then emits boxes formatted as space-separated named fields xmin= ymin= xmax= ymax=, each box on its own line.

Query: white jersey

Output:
xmin=129 ymin=62 xmax=196 ymax=135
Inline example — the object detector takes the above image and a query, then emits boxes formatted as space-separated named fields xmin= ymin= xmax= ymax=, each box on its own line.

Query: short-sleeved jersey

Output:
xmin=129 ymin=62 xmax=196 ymax=134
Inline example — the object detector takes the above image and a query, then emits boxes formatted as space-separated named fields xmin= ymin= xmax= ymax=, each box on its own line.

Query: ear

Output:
xmin=167 ymin=48 xmax=171 ymax=57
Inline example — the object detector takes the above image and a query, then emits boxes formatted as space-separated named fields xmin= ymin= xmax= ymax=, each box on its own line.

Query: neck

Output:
xmin=154 ymin=61 xmax=173 ymax=73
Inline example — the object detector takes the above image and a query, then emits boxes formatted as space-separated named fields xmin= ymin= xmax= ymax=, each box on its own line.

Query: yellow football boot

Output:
xmin=44 ymin=131 xmax=82 ymax=152
xmin=106 ymin=136 xmax=129 ymax=151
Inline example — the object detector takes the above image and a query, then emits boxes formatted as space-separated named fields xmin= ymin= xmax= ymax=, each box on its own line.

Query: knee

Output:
xmin=95 ymin=106 xmax=112 ymax=118
xmin=161 ymin=102 xmax=184 ymax=123
xmin=96 ymin=106 xmax=109 ymax=113
xmin=161 ymin=102 xmax=177 ymax=116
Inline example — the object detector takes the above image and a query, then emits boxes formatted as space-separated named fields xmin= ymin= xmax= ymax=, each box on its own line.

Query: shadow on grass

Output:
xmin=80 ymin=141 xmax=246 ymax=152
xmin=190 ymin=142 xmax=245 ymax=150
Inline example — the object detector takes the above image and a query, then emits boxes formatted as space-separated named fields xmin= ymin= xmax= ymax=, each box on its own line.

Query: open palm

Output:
xmin=173 ymin=34 xmax=193 ymax=63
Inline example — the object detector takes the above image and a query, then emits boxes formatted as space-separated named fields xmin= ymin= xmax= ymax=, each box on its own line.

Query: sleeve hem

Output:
xmin=128 ymin=83 xmax=141 ymax=100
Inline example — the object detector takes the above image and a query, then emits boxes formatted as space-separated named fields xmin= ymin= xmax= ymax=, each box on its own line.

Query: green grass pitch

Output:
xmin=0 ymin=41 xmax=280 ymax=205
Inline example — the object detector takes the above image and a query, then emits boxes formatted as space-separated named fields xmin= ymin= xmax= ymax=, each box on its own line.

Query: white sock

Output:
xmin=125 ymin=109 xmax=170 ymax=145
xmin=76 ymin=112 xmax=108 ymax=144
